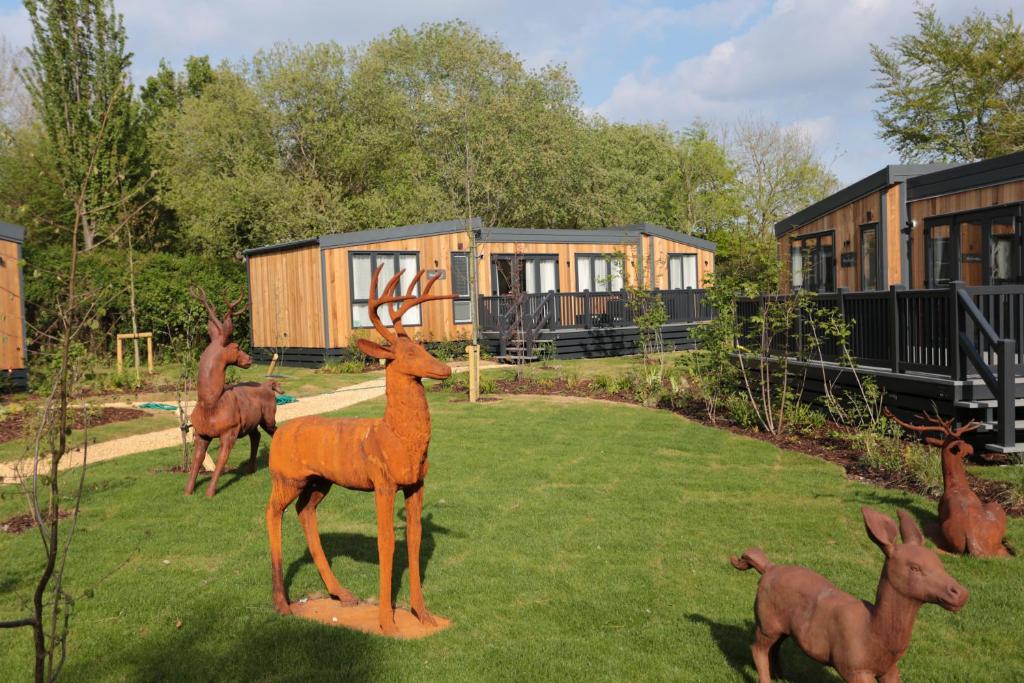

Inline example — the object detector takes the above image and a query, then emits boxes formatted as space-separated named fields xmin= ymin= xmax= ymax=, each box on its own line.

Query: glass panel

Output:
xmin=991 ymin=219 xmax=1015 ymax=284
xmin=928 ymin=224 xmax=952 ymax=286
xmin=669 ymin=256 xmax=683 ymax=289
xmin=818 ymin=234 xmax=835 ymax=292
xmin=351 ymin=254 xmax=372 ymax=300
xmin=576 ymin=256 xmax=592 ymax=291
xmin=861 ymin=227 xmax=877 ymax=290
xmin=538 ymin=259 xmax=556 ymax=293
xmin=594 ymin=258 xmax=609 ymax=292
xmin=610 ymin=258 xmax=624 ymax=291
xmin=351 ymin=303 xmax=370 ymax=328
xmin=682 ymin=255 xmax=697 ymax=289
xmin=525 ymin=259 xmax=538 ymax=293
xmin=453 ymin=300 xmax=472 ymax=324
xmin=376 ymin=255 xmax=395 ymax=295
xmin=398 ymin=254 xmax=420 ymax=325
xmin=791 ymin=244 xmax=803 ymax=289
xmin=959 ymin=220 xmax=983 ymax=286
xmin=451 ymin=253 xmax=470 ymax=296
xmin=494 ymin=259 xmax=512 ymax=295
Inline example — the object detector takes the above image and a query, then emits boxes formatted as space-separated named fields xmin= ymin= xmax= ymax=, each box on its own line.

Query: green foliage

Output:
xmin=317 ymin=359 xmax=365 ymax=375
xmin=25 ymin=244 xmax=246 ymax=354
xmin=856 ymin=432 xmax=944 ymax=497
xmin=872 ymin=5 xmax=1024 ymax=161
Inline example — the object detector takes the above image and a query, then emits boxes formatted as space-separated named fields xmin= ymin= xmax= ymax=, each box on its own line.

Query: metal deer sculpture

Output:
xmin=731 ymin=507 xmax=968 ymax=683
xmin=185 ymin=286 xmax=281 ymax=498
xmin=266 ymin=265 xmax=454 ymax=635
xmin=886 ymin=409 xmax=1009 ymax=557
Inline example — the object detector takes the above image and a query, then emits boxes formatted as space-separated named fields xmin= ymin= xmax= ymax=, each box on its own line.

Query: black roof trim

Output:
xmin=906 ymin=151 xmax=1024 ymax=201
xmin=774 ymin=164 xmax=954 ymax=238
xmin=244 ymin=218 xmax=717 ymax=255
xmin=0 ymin=221 xmax=26 ymax=244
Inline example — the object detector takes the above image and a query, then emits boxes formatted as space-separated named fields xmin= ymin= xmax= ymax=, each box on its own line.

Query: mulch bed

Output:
xmin=0 ymin=407 xmax=148 ymax=444
xmin=1 ymin=510 xmax=73 ymax=534
xmin=459 ymin=376 xmax=1024 ymax=518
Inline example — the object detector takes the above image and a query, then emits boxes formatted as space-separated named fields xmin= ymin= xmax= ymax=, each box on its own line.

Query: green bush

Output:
xmin=723 ymin=393 xmax=759 ymax=429
xmin=25 ymin=244 xmax=246 ymax=356
xmin=317 ymin=359 xmax=366 ymax=375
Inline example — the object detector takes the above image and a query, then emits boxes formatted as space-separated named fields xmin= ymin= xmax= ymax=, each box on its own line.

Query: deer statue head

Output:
xmin=357 ymin=265 xmax=454 ymax=381
xmin=884 ymin=409 xmax=980 ymax=459
xmin=863 ymin=506 xmax=968 ymax=612
xmin=190 ymin=285 xmax=252 ymax=369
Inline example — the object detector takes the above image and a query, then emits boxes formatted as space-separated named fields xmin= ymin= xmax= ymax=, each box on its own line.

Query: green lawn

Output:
xmin=481 ymin=351 xmax=687 ymax=382
xmin=0 ymin=393 xmax=1021 ymax=681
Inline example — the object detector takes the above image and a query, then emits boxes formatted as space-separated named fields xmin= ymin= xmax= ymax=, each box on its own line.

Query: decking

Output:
xmin=736 ymin=283 xmax=1024 ymax=453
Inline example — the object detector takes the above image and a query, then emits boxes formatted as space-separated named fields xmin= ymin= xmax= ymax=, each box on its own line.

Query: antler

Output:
xmin=366 ymin=264 xmax=408 ymax=344
xmin=220 ymin=292 xmax=247 ymax=340
xmin=190 ymin=284 xmax=224 ymax=342
xmin=884 ymin=408 xmax=981 ymax=441
xmin=387 ymin=270 xmax=455 ymax=338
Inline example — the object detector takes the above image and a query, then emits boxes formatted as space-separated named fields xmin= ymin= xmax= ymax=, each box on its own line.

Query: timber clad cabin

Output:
xmin=244 ymin=219 xmax=716 ymax=364
xmin=776 ymin=164 xmax=952 ymax=293
xmin=0 ymin=221 xmax=26 ymax=390
xmin=760 ymin=151 xmax=1024 ymax=454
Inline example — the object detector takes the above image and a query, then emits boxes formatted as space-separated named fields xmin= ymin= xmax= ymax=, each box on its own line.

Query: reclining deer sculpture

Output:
xmin=886 ymin=409 xmax=1008 ymax=557
xmin=732 ymin=506 xmax=968 ymax=683
xmin=266 ymin=265 xmax=454 ymax=635
xmin=184 ymin=286 xmax=281 ymax=498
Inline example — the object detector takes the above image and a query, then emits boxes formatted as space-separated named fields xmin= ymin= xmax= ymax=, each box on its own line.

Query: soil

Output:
xmin=1 ymin=510 xmax=73 ymax=534
xmin=0 ymin=407 xmax=148 ymax=444
xmin=460 ymin=376 xmax=1024 ymax=518
xmin=289 ymin=596 xmax=451 ymax=639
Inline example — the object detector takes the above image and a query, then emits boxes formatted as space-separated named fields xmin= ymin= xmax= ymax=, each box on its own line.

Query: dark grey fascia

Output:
xmin=0 ymin=221 xmax=26 ymax=244
xmin=478 ymin=227 xmax=635 ymax=244
xmin=242 ymin=237 xmax=319 ymax=257
xmin=318 ymin=218 xmax=481 ymax=249
xmin=906 ymin=151 xmax=1024 ymax=201
xmin=774 ymin=164 xmax=957 ymax=238
xmin=622 ymin=223 xmax=717 ymax=252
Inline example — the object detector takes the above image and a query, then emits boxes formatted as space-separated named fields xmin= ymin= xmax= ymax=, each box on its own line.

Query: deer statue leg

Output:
xmin=751 ymin=626 xmax=781 ymax=683
xmin=374 ymin=487 xmax=398 ymax=636
xmin=184 ymin=435 xmax=211 ymax=496
xmin=403 ymin=482 xmax=436 ymax=626
xmin=266 ymin=476 xmax=301 ymax=615
xmin=247 ymin=430 xmax=260 ymax=474
xmin=295 ymin=480 xmax=358 ymax=605
xmin=879 ymin=664 xmax=901 ymax=683
xmin=205 ymin=432 xmax=238 ymax=497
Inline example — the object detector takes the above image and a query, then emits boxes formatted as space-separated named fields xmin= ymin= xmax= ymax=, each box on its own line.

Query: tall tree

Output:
xmin=21 ymin=0 xmax=141 ymax=249
xmin=872 ymin=5 xmax=1024 ymax=161
xmin=0 ymin=35 xmax=34 ymax=132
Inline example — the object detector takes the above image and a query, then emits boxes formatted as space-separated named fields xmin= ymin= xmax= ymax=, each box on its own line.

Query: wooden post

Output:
xmin=467 ymin=344 xmax=480 ymax=403
xmin=267 ymin=352 xmax=279 ymax=377
xmin=116 ymin=332 xmax=154 ymax=375
xmin=116 ymin=337 xmax=124 ymax=374
xmin=997 ymin=338 xmax=1016 ymax=450
xmin=146 ymin=335 xmax=154 ymax=374
xmin=948 ymin=281 xmax=963 ymax=380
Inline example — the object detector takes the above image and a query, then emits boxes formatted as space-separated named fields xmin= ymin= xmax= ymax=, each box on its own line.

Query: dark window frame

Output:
xmin=923 ymin=204 xmax=1024 ymax=287
xmin=450 ymin=251 xmax=472 ymax=324
xmin=789 ymin=229 xmax=836 ymax=293
xmin=667 ymin=253 xmax=699 ymax=290
xmin=575 ymin=252 xmax=626 ymax=292
xmin=490 ymin=253 xmax=560 ymax=295
xmin=349 ymin=251 xmax=422 ymax=329
xmin=860 ymin=222 xmax=880 ymax=291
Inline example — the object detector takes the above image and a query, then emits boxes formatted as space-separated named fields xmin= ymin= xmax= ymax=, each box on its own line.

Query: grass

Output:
xmin=0 ymin=393 xmax=1022 ymax=681
xmin=0 ymin=411 xmax=180 ymax=464
xmin=481 ymin=351 xmax=686 ymax=383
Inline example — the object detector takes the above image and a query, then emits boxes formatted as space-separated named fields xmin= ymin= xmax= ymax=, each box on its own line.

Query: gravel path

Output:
xmin=0 ymin=361 xmax=495 ymax=484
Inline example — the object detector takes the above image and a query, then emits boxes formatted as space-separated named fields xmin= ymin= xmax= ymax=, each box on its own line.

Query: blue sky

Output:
xmin=0 ymin=0 xmax=1016 ymax=184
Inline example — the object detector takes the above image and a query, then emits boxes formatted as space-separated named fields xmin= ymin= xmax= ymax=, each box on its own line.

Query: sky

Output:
xmin=0 ymin=0 xmax=1016 ymax=184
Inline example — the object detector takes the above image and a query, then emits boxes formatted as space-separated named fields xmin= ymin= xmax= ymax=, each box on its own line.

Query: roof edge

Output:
xmin=906 ymin=151 xmax=1024 ymax=201
xmin=0 ymin=221 xmax=26 ymax=244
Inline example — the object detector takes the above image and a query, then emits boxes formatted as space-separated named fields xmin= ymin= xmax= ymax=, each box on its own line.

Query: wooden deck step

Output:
xmin=955 ymin=397 xmax=1024 ymax=409
xmin=984 ymin=442 xmax=1024 ymax=454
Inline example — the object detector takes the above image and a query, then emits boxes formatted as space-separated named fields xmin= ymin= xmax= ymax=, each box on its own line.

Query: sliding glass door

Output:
xmin=925 ymin=207 xmax=1021 ymax=287
xmin=491 ymin=255 xmax=558 ymax=295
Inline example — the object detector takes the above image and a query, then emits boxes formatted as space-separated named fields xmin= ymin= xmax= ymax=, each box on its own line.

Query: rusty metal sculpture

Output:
xmin=185 ymin=287 xmax=281 ymax=498
xmin=887 ymin=409 xmax=1009 ymax=557
xmin=266 ymin=265 xmax=453 ymax=636
xmin=731 ymin=506 xmax=968 ymax=683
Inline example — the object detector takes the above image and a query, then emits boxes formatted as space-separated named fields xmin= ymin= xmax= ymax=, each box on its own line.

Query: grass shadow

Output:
xmin=203 ymin=439 xmax=271 ymax=494
xmin=285 ymin=510 xmax=453 ymax=603
xmin=686 ymin=614 xmax=841 ymax=682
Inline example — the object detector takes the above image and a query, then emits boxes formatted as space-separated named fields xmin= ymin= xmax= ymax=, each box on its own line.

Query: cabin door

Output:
xmin=958 ymin=219 xmax=984 ymax=286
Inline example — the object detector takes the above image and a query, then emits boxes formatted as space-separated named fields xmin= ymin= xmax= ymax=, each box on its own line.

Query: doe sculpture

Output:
xmin=266 ymin=265 xmax=454 ymax=635
xmin=731 ymin=506 xmax=968 ymax=683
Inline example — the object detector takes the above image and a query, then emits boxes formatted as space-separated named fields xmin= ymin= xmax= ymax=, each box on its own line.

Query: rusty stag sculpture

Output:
xmin=185 ymin=286 xmax=281 ymax=498
xmin=886 ymin=409 xmax=1008 ymax=557
xmin=731 ymin=506 xmax=968 ymax=683
xmin=266 ymin=265 xmax=454 ymax=635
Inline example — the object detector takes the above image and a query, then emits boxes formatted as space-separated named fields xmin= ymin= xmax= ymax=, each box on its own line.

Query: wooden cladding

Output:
xmin=0 ymin=240 xmax=23 ymax=370
xmin=248 ymin=245 xmax=324 ymax=348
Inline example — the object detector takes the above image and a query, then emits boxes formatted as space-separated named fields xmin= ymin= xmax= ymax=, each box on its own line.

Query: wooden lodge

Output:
xmin=761 ymin=151 xmax=1024 ymax=454
xmin=0 ymin=220 xmax=27 ymax=391
xmin=244 ymin=219 xmax=716 ymax=364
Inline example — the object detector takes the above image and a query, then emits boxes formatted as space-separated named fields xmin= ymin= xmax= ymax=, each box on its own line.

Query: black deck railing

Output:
xmin=479 ymin=289 xmax=713 ymax=333
xmin=736 ymin=282 xmax=1021 ymax=449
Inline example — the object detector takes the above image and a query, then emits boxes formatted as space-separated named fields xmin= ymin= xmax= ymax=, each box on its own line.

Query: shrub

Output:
xmin=317 ymin=359 xmax=366 ymax=375
xmin=723 ymin=393 xmax=759 ymax=429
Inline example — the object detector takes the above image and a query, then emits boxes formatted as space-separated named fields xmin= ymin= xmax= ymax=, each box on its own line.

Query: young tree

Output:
xmin=872 ymin=5 xmax=1024 ymax=161
xmin=21 ymin=0 xmax=141 ymax=249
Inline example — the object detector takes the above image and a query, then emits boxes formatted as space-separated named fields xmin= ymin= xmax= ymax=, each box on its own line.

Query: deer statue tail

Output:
xmin=730 ymin=548 xmax=773 ymax=574
xmin=263 ymin=379 xmax=284 ymax=395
